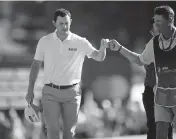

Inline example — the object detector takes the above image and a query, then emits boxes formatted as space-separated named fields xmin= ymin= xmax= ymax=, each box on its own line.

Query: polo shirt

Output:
xmin=34 ymin=30 xmax=96 ymax=85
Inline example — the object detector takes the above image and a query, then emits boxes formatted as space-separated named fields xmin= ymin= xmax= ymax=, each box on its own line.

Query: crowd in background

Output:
xmin=0 ymin=87 xmax=147 ymax=139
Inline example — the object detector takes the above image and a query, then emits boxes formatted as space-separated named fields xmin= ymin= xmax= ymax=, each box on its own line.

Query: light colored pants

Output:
xmin=154 ymin=104 xmax=176 ymax=122
xmin=41 ymin=84 xmax=81 ymax=139
xmin=154 ymin=104 xmax=175 ymax=139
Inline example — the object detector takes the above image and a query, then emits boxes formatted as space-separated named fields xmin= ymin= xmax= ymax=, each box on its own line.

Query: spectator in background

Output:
xmin=0 ymin=111 xmax=11 ymax=139
xmin=9 ymin=108 xmax=25 ymax=139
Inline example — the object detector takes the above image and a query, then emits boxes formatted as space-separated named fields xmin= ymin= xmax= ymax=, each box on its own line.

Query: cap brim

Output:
xmin=24 ymin=105 xmax=40 ymax=123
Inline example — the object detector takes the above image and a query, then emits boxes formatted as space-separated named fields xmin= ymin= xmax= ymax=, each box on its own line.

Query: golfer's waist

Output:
xmin=45 ymin=83 xmax=78 ymax=89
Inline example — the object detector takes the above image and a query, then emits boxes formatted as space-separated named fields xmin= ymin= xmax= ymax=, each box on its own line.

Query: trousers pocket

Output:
xmin=169 ymin=91 xmax=176 ymax=106
xmin=71 ymin=84 xmax=82 ymax=95
xmin=155 ymin=90 xmax=168 ymax=106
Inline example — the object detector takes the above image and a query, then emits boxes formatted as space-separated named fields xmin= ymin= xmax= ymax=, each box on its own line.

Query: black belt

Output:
xmin=45 ymin=83 xmax=78 ymax=89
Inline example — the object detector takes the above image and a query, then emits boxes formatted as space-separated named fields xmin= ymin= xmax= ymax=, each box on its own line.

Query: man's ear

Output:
xmin=52 ymin=20 xmax=56 ymax=27
xmin=168 ymin=16 xmax=174 ymax=24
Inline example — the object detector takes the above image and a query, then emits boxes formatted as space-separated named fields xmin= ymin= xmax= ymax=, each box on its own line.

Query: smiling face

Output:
xmin=153 ymin=6 xmax=175 ymax=35
xmin=154 ymin=14 xmax=170 ymax=34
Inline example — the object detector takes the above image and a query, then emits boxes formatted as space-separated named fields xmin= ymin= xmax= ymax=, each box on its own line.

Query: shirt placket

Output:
xmin=59 ymin=40 xmax=65 ymax=55
xmin=165 ymin=40 xmax=171 ymax=49
xmin=60 ymin=43 xmax=63 ymax=54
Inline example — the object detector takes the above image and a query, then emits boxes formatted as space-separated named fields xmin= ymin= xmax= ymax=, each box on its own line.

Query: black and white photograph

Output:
xmin=0 ymin=1 xmax=176 ymax=139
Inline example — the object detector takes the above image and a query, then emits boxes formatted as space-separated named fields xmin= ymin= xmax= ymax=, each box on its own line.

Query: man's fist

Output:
xmin=109 ymin=39 xmax=122 ymax=51
xmin=101 ymin=38 xmax=110 ymax=48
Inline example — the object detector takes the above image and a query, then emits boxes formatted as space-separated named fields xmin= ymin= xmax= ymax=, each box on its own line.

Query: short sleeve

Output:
xmin=34 ymin=38 xmax=45 ymax=61
xmin=81 ymin=38 xmax=96 ymax=58
xmin=139 ymin=38 xmax=154 ymax=65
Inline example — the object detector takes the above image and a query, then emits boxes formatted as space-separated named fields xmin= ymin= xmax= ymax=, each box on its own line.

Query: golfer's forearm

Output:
xmin=28 ymin=61 xmax=41 ymax=93
xmin=119 ymin=46 xmax=144 ymax=66
xmin=96 ymin=46 xmax=106 ymax=61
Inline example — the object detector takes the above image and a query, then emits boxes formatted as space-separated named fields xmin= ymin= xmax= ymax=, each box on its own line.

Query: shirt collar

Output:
xmin=159 ymin=34 xmax=172 ymax=41
xmin=53 ymin=30 xmax=72 ymax=40
xmin=159 ymin=27 xmax=176 ymax=41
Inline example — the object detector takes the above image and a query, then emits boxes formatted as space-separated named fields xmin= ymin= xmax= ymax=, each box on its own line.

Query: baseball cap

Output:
xmin=24 ymin=103 xmax=40 ymax=123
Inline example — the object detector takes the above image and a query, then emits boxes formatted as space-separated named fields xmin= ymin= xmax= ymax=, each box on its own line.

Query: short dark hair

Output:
xmin=53 ymin=8 xmax=71 ymax=22
xmin=154 ymin=5 xmax=175 ymax=20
